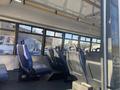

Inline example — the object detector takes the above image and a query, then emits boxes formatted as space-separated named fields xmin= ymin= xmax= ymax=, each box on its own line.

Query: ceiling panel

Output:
xmin=66 ymin=0 xmax=81 ymax=13
xmin=29 ymin=0 xmax=101 ymax=25
xmin=81 ymin=1 xmax=93 ymax=16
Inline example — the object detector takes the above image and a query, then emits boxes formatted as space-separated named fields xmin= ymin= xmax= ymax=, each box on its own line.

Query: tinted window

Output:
xmin=19 ymin=24 xmax=31 ymax=32
xmin=97 ymin=39 xmax=101 ymax=43
xmin=0 ymin=28 xmax=15 ymax=55
xmin=86 ymin=38 xmax=90 ymax=42
xmin=32 ymin=27 xmax=43 ymax=34
xmin=65 ymin=33 xmax=72 ymax=39
xmin=45 ymin=37 xmax=62 ymax=55
xmin=80 ymin=41 xmax=90 ymax=52
xmin=18 ymin=33 xmax=42 ymax=55
xmin=72 ymin=35 xmax=79 ymax=40
xmin=55 ymin=32 xmax=62 ymax=37
xmin=80 ymin=36 xmax=86 ymax=41
xmin=0 ymin=21 xmax=16 ymax=30
xmin=46 ymin=31 xmax=55 ymax=36
xmin=64 ymin=40 xmax=78 ymax=50
xmin=92 ymin=38 xmax=97 ymax=43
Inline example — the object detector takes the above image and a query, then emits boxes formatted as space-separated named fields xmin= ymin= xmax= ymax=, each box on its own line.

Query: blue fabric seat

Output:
xmin=17 ymin=44 xmax=51 ymax=80
xmin=33 ymin=62 xmax=51 ymax=75
xmin=0 ymin=64 xmax=8 ymax=81
xmin=47 ymin=47 xmax=72 ymax=81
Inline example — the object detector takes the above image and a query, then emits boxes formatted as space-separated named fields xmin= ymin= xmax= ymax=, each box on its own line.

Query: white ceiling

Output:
xmin=0 ymin=0 xmax=10 ymax=5
xmin=0 ymin=0 xmax=100 ymax=26
xmin=30 ymin=0 xmax=101 ymax=24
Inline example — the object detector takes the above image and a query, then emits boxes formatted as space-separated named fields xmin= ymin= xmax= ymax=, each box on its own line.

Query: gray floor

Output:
xmin=0 ymin=71 xmax=72 ymax=90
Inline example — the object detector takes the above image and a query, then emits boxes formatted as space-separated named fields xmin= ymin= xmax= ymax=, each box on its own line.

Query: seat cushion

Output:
xmin=33 ymin=62 xmax=51 ymax=75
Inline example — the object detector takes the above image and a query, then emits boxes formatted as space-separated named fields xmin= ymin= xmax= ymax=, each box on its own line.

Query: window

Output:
xmin=80 ymin=36 xmax=86 ymax=41
xmin=91 ymin=43 xmax=100 ymax=52
xmin=91 ymin=38 xmax=101 ymax=52
xmin=45 ymin=37 xmax=62 ymax=55
xmin=64 ymin=40 xmax=78 ymax=48
xmin=65 ymin=33 xmax=72 ymax=39
xmin=45 ymin=30 xmax=63 ymax=54
xmin=0 ymin=21 xmax=16 ymax=30
xmin=46 ymin=30 xmax=55 ymax=36
xmin=45 ymin=37 xmax=62 ymax=48
xmin=97 ymin=39 xmax=101 ymax=43
xmin=72 ymin=35 xmax=79 ymax=40
xmin=0 ymin=21 xmax=15 ymax=55
xmin=92 ymin=38 xmax=97 ymax=43
xmin=32 ymin=27 xmax=43 ymax=34
xmin=79 ymin=36 xmax=91 ymax=52
xmin=55 ymin=32 xmax=62 ymax=37
xmin=80 ymin=41 xmax=90 ymax=52
xmin=86 ymin=38 xmax=91 ymax=42
xmin=64 ymin=34 xmax=79 ymax=50
xmin=19 ymin=24 xmax=31 ymax=32
xmin=18 ymin=32 xmax=43 ymax=55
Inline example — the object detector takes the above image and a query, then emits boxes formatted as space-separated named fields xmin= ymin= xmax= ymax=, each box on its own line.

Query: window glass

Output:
xmin=45 ymin=37 xmax=62 ymax=54
xmin=19 ymin=24 xmax=31 ymax=32
xmin=18 ymin=33 xmax=42 ymax=55
xmin=80 ymin=41 xmax=90 ymax=52
xmin=64 ymin=40 xmax=72 ymax=50
xmin=91 ymin=43 xmax=100 ymax=52
xmin=0 ymin=21 xmax=16 ymax=30
xmin=72 ymin=40 xmax=78 ymax=46
xmin=80 ymin=36 xmax=86 ymax=41
xmin=64 ymin=40 xmax=78 ymax=50
xmin=97 ymin=39 xmax=101 ymax=43
xmin=65 ymin=33 xmax=72 ymax=39
xmin=55 ymin=32 xmax=62 ymax=37
xmin=86 ymin=38 xmax=91 ymax=42
xmin=46 ymin=30 xmax=55 ymax=36
xmin=92 ymin=38 xmax=97 ymax=43
xmin=0 ymin=30 xmax=15 ymax=55
xmin=32 ymin=27 xmax=43 ymax=34
xmin=72 ymin=35 xmax=79 ymax=40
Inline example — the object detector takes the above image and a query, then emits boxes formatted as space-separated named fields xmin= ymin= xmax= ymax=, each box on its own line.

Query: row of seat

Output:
xmin=15 ymin=43 xmax=102 ymax=88
xmin=46 ymin=47 xmax=72 ymax=81
xmin=0 ymin=44 xmax=108 ymax=90
xmin=65 ymin=48 xmax=101 ymax=89
xmin=17 ymin=44 xmax=73 ymax=81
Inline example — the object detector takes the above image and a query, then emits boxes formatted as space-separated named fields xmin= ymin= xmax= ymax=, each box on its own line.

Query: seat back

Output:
xmin=54 ymin=47 xmax=69 ymax=73
xmin=66 ymin=47 xmax=90 ymax=83
xmin=48 ymin=48 xmax=54 ymax=60
xmin=17 ymin=44 xmax=33 ymax=72
xmin=47 ymin=48 xmax=59 ymax=70
xmin=23 ymin=45 xmax=33 ymax=69
xmin=66 ymin=50 xmax=84 ymax=77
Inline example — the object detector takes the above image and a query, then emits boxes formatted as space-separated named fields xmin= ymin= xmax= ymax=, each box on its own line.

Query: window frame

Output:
xmin=0 ymin=19 xmax=101 ymax=55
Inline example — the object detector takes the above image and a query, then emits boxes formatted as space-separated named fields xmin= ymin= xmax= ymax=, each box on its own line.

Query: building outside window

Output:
xmin=18 ymin=25 xmax=43 ymax=55
xmin=45 ymin=30 xmax=62 ymax=55
xmin=64 ymin=33 xmax=78 ymax=50
xmin=0 ymin=21 xmax=15 ymax=55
